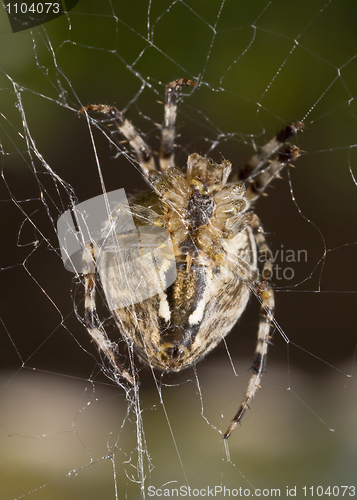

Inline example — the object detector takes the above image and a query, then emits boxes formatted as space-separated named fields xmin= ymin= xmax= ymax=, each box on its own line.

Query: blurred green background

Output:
xmin=0 ymin=0 xmax=356 ymax=498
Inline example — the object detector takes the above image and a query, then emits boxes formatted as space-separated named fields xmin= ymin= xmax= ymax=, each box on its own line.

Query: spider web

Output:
xmin=1 ymin=0 xmax=357 ymax=498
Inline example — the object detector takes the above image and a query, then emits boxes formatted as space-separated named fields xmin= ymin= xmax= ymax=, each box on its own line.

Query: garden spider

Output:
xmin=79 ymin=79 xmax=303 ymax=438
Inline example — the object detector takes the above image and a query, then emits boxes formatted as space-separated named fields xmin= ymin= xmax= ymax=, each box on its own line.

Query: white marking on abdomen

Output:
xmin=159 ymin=293 xmax=171 ymax=322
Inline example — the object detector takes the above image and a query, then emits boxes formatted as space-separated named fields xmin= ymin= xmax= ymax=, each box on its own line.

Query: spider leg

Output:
xmin=223 ymin=214 xmax=274 ymax=439
xmin=79 ymin=104 xmax=157 ymax=177
xmin=83 ymin=243 xmax=134 ymax=385
xmin=240 ymin=122 xmax=304 ymax=203
xmin=159 ymin=78 xmax=196 ymax=171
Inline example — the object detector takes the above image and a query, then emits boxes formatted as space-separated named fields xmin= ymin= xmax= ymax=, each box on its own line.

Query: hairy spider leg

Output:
xmin=159 ymin=78 xmax=196 ymax=171
xmin=223 ymin=120 xmax=303 ymax=437
xmin=240 ymin=122 xmax=304 ymax=203
xmin=82 ymin=243 xmax=134 ymax=385
xmin=224 ymin=214 xmax=274 ymax=438
xmin=79 ymin=104 xmax=157 ymax=177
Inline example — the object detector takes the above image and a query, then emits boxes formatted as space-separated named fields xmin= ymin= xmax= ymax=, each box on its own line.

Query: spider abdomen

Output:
xmin=109 ymin=228 xmax=256 ymax=372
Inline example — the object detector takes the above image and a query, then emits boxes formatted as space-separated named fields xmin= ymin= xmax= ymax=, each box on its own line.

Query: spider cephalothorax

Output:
xmin=130 ymin=153 xmax=249 ymax=267
xmin=79 ymin=79 xmax=303 ymax=438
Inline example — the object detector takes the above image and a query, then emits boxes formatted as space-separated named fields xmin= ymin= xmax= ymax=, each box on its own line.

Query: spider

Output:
xmin=78 ymin=79 xmax=303 ymax=439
